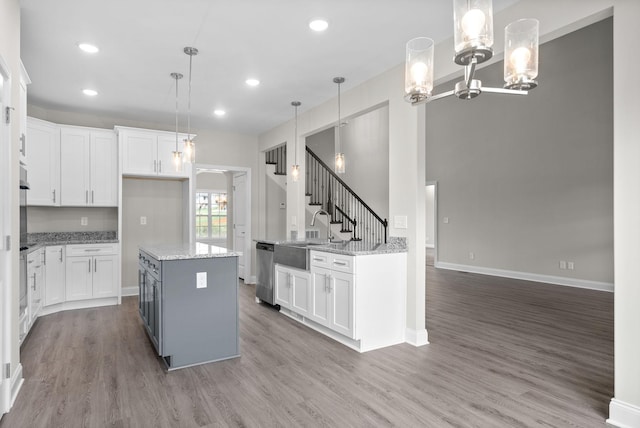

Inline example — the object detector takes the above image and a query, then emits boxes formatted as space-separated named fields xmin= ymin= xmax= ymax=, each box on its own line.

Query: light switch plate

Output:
xmin=140 ymin=216 xmax=147 ymax=225
xmin=394 ymin=215 xmax=408 ymax=229
xmin=197 ymin=272 xmax=207 ymax=288
xmin=80 ymin=217 xmax=88 ymax=226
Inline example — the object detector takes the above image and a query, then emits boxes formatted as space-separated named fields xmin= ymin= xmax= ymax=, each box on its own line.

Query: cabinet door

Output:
xmin=329 ymin=271 xmax=355 ymax=339
xmin=44 ymin=246 xmax=65 ymax=306
xmin=32 ymin=253 xmax=44 ymax=320
xmin=274 ymin=265 xmax=292 ymax=308
xmin=60 ymin=127 xmax=91 ymax=206
xmin=26 ymin=118 xmax=60 ymax=206
xmin=19 ymin=73 xmax=28 ymax=163
xmin=157 ymin=135 xmax=188 ymax=177
xmin=93 ymin=255 xmax=118 ymax=298
xmin=290 ymin=269 xmax=311 ymax=316
xmin=121 ymin=132 xmax=157 ymax=175
xmin=310 ymin=269 xmax=330 ymax=327
xmin=90 ymin=131 xmax=117 ymax=206
xmin=65 ymin=256 xmax=93 ymax=301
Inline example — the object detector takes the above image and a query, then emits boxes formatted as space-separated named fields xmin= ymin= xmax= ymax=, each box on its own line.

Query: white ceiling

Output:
xmin=20 ymin=0 xmax=519 ymax=136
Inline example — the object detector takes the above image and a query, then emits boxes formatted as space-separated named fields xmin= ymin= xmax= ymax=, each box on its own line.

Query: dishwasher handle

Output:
xmin=256 ymin=242 xmax=274 ymax=252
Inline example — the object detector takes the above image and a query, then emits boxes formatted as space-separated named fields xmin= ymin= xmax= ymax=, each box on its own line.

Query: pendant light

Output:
xmin=291 ymin=101 xmax=301 ymax=182
xmin=333 ymin=77 xmax=345 ymax=174
xmin=183 ymin=46 xmax=198 ymax=163
xmin=170 ymin=72 xmax=183 ymax=172
xmin=404 ymin=0 xmax=539 ymax=104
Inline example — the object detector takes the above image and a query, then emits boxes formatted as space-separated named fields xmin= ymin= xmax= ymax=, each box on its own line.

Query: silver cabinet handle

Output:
xmin=88 ymin=259 xmax=91 ymax=272
xmin=154 ymin=160 xmax=157 ymax=172
xmin=43 ymin=250 xmax=46 ymax=265
xmin=333 ymin=261 xmax=347 ymax=266
xmin=59 ymin=249 xmax=63 ymax=262
xmin=84 ymin=249 xmax=101 ymax=252
xmin=20 ymin=133 xmax=26 ymax=155
xmin=85 ymin=190 xmax=88 ymax=204
xmin=32 ymin=273 xmax=36 ymax=290
xmin=94 ymin=259 xmax=97 ymax=272
xmin=52 ymin=189 xmax=56 ymax=203
xmin=313 ymin=257 xmax=323 ymax=262
xmin=91 ymin=190 xmax=94 ymax=204
xmin=159 ymin=160 xmax=162 ymax=172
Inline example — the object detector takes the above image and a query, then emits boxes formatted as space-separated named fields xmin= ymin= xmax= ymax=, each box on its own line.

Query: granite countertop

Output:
xmin=254 ymin=237 xmax=407 ymax=256
xmin=140 ymin=243 xmax=242 ymax=261
xmin=26 ymin=231 xmax=119 ymax=248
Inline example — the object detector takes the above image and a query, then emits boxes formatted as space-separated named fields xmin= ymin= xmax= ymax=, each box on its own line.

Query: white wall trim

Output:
xmin=607 ymin=398 xmax=640 ymax=428
xmin=121 ymin=286 xmax=138 ymax=297
xmin=243 ymin=275 xmax=256 ymax=285
xmin=425 ymin=244 xmax=435 ymax=249
xmin=405 ymin=328 xmax=429 ymax=347
xmin=9 ymin=363 xmax=23 ymax=409
xmin=435 ymin=261 xmax=614 ymax=292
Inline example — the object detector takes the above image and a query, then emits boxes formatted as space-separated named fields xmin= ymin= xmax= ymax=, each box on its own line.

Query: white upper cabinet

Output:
xmin=60 ymin=126 xmax=117 ymax=206
xmin=18 ymin=62 xmax=30 ymax=164
xmin=26 ymin=117 xmax=60 ymax=206
xmin=117 ymin=126 xmax=192 ymax=178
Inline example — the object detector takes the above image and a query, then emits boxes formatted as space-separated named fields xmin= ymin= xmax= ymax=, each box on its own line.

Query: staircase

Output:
xmin=263 ymin=145 xmax=388 ymax=243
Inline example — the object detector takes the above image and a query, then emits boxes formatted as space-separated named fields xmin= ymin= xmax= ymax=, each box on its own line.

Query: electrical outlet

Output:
xmin=197 ymin=272 xmax=207 ymax=288
xmin=567 ymin=261 xmax=575 ymax=270
xmin=443 ymin=217 xmax=449 ymax=224
xmin=80 ymin=217 xmax=88 ymax=226
xmin=140 ymin=216 xmax=147 ymax=225
xmin=559 ymin=260 xmax=567 ymax=270
xmin=469 ymin=252 xmax=475 ymax=260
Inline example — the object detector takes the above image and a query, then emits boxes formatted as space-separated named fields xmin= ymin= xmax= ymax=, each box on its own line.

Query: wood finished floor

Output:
xmin=2 ymin=252 xmax=613 ymax=427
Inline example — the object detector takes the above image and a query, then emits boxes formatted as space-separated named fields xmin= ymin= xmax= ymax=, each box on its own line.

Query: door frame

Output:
xmin=0 ymin=53 xmax=13 ymax=417
xmin=194 ymin=164 xmax=252 ymax=283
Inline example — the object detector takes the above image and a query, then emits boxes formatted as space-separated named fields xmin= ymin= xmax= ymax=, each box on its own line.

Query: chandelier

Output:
xmin=405 ymin=0 xmax=539 ymax=104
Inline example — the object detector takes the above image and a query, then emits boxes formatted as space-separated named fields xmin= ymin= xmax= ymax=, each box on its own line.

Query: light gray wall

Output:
xmin=196 ymin=171 xmax=227 ymax=190
xmin=426 ymin=18 xmax=613 ymax=283
xmin=265 ymin=177 xmax=286 ymax=240
xmin=122 ymin=178 xmax=184 ymax=287
xmin=28 ymin=207 xmax=117 ymax=233
xmin=425 ymin=185 xmax=435 ymax=247
xmin=305 ymin=105 xmax=390 ymax=220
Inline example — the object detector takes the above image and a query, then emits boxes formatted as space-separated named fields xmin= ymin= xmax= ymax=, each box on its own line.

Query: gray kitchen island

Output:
xmin=138 ymin=243 xmax=241 ymax=370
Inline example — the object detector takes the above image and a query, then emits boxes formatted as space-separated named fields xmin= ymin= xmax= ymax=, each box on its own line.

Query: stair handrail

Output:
xmin=306 ymin=146 xmax=388 ymax=242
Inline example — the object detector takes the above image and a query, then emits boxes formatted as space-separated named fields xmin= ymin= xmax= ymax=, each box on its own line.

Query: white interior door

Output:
xmin=0 ymin=59 xmax=11 ymax=418
xmin=233 ymin=173 xmax=246 ymax=278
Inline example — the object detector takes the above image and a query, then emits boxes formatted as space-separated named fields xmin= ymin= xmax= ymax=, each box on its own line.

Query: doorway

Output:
xmin=194 ymin=164 xmax=252 ymax=283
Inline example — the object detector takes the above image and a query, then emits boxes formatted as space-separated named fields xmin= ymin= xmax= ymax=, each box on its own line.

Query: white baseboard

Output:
xmin=10 ymin=363 xmax=23 ymax=409
xmin=243 ymin=275 xmax=256 ymax=285
xmin=607 ymin=398 xmax=640 ymax=428
xmin=435 ymin=261 xmax=614 ymax=292
xmin=425 ymin=244 xmax=435 ymax=249
xmin=405 ymin=328 xmax=429 ymax=347
xmin=121 ymin=286 xmax=138 ymax=297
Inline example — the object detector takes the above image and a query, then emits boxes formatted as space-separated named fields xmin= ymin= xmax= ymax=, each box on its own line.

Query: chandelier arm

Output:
xmin=411 ymin=90 xmax=455 ymax=106
xmin=465 ymin=57 xmax=478 ymax=89
xmin=482 ymin=87 xmax=529 ymax=96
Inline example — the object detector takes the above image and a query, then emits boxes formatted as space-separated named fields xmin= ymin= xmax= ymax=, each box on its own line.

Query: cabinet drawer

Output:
xmin=310 ymin=251 xmax=354 ymax=274
xmin=66 ymin=243 xmax=117 ymax=257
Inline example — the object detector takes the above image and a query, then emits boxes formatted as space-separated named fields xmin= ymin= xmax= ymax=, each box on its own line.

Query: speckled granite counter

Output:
xmin=254 ymin=237 xmax=407 ymax=256
xmin=140 ymin=242 xmax=242 ymax=261
xmin=28 ymin=231 xmax=118 ymax=245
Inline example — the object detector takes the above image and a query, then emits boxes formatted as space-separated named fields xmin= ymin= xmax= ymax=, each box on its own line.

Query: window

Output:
xmin=196 ymin=191 xmax=227 ymax=241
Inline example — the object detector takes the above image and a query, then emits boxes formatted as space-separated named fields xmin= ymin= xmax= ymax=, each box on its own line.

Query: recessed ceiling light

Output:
xmin=78 ymin=43 xmax=99 ymax=53
xmin=309 ymin=19 xmax=329 ymax=32
xmin=82 ymin=89 xmax=98 ymax=96
xmin=213 ymin=109 xmax=226 ymax=117
xmin=245 ymin=78 xmax=260 ymax=87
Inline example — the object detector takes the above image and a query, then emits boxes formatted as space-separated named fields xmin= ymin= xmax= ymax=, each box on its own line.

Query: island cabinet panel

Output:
xmin=138 ymin=245 xmax=240 ymax=371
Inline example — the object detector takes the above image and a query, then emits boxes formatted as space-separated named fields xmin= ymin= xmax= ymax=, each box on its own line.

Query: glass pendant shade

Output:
xmin=453 ymin=0 xmax=494 ymax=65
xmin=183 ymin=138 xmax=195 ymax=163
xmin=405 ymin=37 xmax=434 ymax=103
xmin=291 ymin=164 xmax=300 ymax=182
xmin=172 ymin=150 xmax=182 ymax=172
xmin=504 ymin=18 xmax=539 ymax=90
xmin=335 ymin=152 xmax=345 ymax=174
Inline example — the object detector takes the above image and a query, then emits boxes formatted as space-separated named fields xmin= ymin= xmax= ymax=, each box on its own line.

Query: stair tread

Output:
xmin=274 ymin=172 xmax=287 ymax=176
xmin=340 ymin=229 xmax=352 ymax=233
xmin=265 ymin=161 xmax=277 ymax=165
xmin=330 ymin=221 xmax=342 ymax=224
xmin=309 ymin=203 xmax=322 ymax=206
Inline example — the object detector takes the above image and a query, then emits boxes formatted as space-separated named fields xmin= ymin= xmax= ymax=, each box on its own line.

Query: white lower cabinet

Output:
xmin=27 ymin=248 xmax=44 ymax=327
xmin=65 ymin=244 xmax=119 ymax=302
xmin=274 ymin=264 xmax=311 ymax=316
xmin=44 ymin=245 xmax=65 ymax=306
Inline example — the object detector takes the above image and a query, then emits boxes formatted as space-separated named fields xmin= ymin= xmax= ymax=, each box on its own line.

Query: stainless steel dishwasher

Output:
xmin=255 ymin=242 xmax=275 ymax=305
